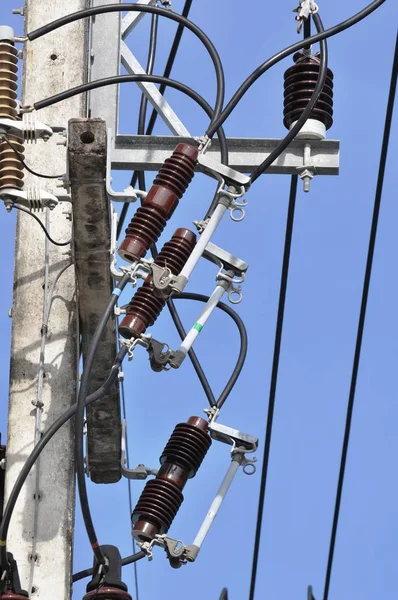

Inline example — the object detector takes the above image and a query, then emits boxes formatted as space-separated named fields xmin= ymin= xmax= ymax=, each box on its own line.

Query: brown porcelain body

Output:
xmin=132 ymin=417 xmax=211 ymax=541
xmin=119 ymin=228 xmax=196 ymax=339
xmin=118 ymin=143 xmax=198 ymax=262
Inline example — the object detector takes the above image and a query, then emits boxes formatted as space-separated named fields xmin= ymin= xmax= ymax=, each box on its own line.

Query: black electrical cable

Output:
xmin=206 ymin=0 xmax=386 ymax=140
xmin=32 ymin=74 xmax=228 ymax=166
xmin=13 ymin=205 xmax=71 ymax=247
xmin=323 ymin=31 xmax=398 ymax=600
xmin=136 ymin=14 xmax=158 ymax=144
xmin=144 ymin=0 xmax=194 ymax=139
xmin=27 ymin=3 xmax=225 ymax=130
xmin=248 ymin=175 xmax=298 ymax=600
xmin=250 ymin=12 xmax=327 ymax=183
xmin=219 ymin=589 xmax=228 ymax=600
xmin=167 ymin=298 xmax=217 ymax=407
xmin=0 ymin=347 xmax=127 ymax=571
xmin=75 ymin=274 xmax=130 ymax=566
xmin=2 ymin=137 xmax=64 ymax=179
xmin=72 ymin=550 xmax=146 ymax=583
xmin=172 ymin=292 xmax=248 ymax=407
xmin=120 ymin=0 xmax=196 ymax=233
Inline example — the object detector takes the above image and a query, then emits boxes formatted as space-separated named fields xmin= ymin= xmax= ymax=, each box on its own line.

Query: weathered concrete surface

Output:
xmin=4 ymin=2 xmax=88 ymax=598
xmin=68 ymin=118 xmax=121 ymax=484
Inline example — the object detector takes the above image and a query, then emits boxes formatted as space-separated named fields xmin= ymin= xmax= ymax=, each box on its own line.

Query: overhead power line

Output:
xmin=323 ymin=30 xmax=398 ymax=600
xmin=248 ymin=174 xmax=298 ymax=600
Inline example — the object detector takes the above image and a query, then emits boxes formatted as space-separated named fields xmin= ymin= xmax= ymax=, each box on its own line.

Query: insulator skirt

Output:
xmin=83 ymin=588 xmax=132 ymax=600
xmin=119 ymin=228 xmax=196 ymax=339
xmin=118 ymin=143 xmax=198 ymax=262
xmin=0 ymin=42 xmax=24 ymax=190
xmin=283 ymin=52 xmax=334 ymax=130
xmin=132 ymin=417 xmax=211 ymax=541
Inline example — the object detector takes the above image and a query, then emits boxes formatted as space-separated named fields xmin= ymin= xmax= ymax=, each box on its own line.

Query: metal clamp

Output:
xmin=0 ymin=113 xmax=53 ymax=142
xmin=207 ymin=419 xmax=259 ymax=454
xmin=1 ymin=187 xmax=59 ymax=212
xmin=110 ymin=205 xmax=154 ymax=280
xmin=118 ymin=333 xmax=152 ymax=361
xmin=293 ymin=0 xmax=319 ymax=33
xmin=121 ymin=420 xmax=158 ymax=479
xmin=106 ymin=129 xmax=147 ymax=202
xmin=197 ymin=152 xmax=251 ymax=190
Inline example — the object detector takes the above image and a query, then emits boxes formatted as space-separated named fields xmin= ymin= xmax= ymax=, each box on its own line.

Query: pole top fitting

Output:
xmin=0 ymin=26 xmax=15 ymax=43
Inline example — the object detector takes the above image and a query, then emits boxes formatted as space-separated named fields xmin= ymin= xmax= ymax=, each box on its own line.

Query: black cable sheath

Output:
xmin=248 ymin=175 xmax=298 ymax=600
xmin=145 ymin=0 xmax=194 ymax=138
xmin=72 ymin=550 xmax=146 ymax=583
xmin=32 ymin=74 xmax=228 ymax=165
xmin=172 ymin=293 xmax=248 ymax=407
xmin=250 ymin=13 xmax=326 ymax=183
xmin=2 ymin=137 xmax=63 ymax=179
xmin=27 ymin=4 xmax=225 ymax=129
xmin=167 ymin=298 xmax=216 ymax=407
xmin=0 ymin=347 xmax=127 ymax=570
xmin=136 ymin=14 xmax=158 ymax=141
xmin=122 ymin=0 xmax=196 ymax=229
xmin=206 ymin=0 xmax=386 ymax=139
xmin=323 ymin=31 xmax=398 ymax=600
xmin=13 ymin=205 xmax=71 ymax=247
xmin=130 ymin=20 xmax=158 ymax=600
xmin=75 ymin=274 xmax=130 ymax=565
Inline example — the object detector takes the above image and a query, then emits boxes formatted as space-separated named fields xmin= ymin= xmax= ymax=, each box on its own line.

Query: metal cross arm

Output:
xmin=111 ymin=135 xmax=340 ymax=176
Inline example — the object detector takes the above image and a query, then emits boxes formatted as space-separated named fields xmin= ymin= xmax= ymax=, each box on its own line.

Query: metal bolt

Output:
xmin=12 ymin=7 xmax=25 ymax=15
xmin=299 ymin=168 xmax=314 ymax=193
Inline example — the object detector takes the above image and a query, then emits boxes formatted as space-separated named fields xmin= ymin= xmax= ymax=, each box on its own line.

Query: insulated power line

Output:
xmin=0 ymin=347 xmax=128 ymax=570
xmin=72 ymin=550 xmax=146 ymax=583
xmin=2 ymin=137 xmax=64 ymax=179
xmin=33 ymin=74 xmax=228 ymax=157
xmin=120 ymin=0 xmax=194 ymax=233
xmin=75 ymin=274 xmax=130 ymax=566
xmin=12 ymin=205 xmax=71 ymax=247
xmin=248 ymin=175 xmax=298 ymax=600
xmin=250 ymin=12 xmax=327 ymax=183
xmin=322 ymin=31 xmax=398 ymax=600
xmin=206 ymin=0 xmax=386 ymax=139
xmin=173 ymin=293 xmax=248 ymax=408
xmin=27 ymin=3 xmax=226 ymax=129
xmin=144 ymin=0 xmax=194 ymax=138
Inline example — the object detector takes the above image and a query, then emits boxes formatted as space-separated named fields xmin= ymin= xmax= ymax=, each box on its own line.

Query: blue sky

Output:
xmin=0 ymin=1 xmax=397 ymax=600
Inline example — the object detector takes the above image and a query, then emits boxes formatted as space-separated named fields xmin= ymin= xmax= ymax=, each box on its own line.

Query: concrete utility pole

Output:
xmin=4 ymin=2 xmax=87 ymax=599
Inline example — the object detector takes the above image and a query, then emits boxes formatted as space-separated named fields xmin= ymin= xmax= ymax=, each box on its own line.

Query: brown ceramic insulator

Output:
xmin=159 ymin=417 xmax=212 ymax=478
xmin=0 ymin=41 xmax=24 ymax=190
xmin=118 ymin=143 xmax=198 ymax=262
xmin=283 ymin=51 xmax=334 ymax=130
xmin=132 ymin=417 xmax=211 ymax=541
xmin=83 ymin=588 xmax=132 ymax=600
xmin=1 ymin=594 xmax=29 ymax=600
xmin=118 ymin=228 xmax=196 ymax=339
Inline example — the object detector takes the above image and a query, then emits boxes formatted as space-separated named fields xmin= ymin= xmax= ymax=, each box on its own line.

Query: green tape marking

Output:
xmin=193 ymin=322 xmax=203 ymax=333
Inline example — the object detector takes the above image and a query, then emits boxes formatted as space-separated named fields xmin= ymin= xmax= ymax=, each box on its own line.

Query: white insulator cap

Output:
xmin=290 ymin=118 xmax=326 ymax=140
xmin=0 ymin=26 xmax=15 ymax=43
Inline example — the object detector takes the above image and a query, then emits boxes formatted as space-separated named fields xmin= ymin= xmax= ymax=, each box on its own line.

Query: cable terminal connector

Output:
xmin=293 ymin=0 xmax=318 ymax=33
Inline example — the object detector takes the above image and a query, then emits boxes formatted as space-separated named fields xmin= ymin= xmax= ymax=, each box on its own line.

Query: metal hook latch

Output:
xmin=118 ymin=333 xmax=151 ymax=361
